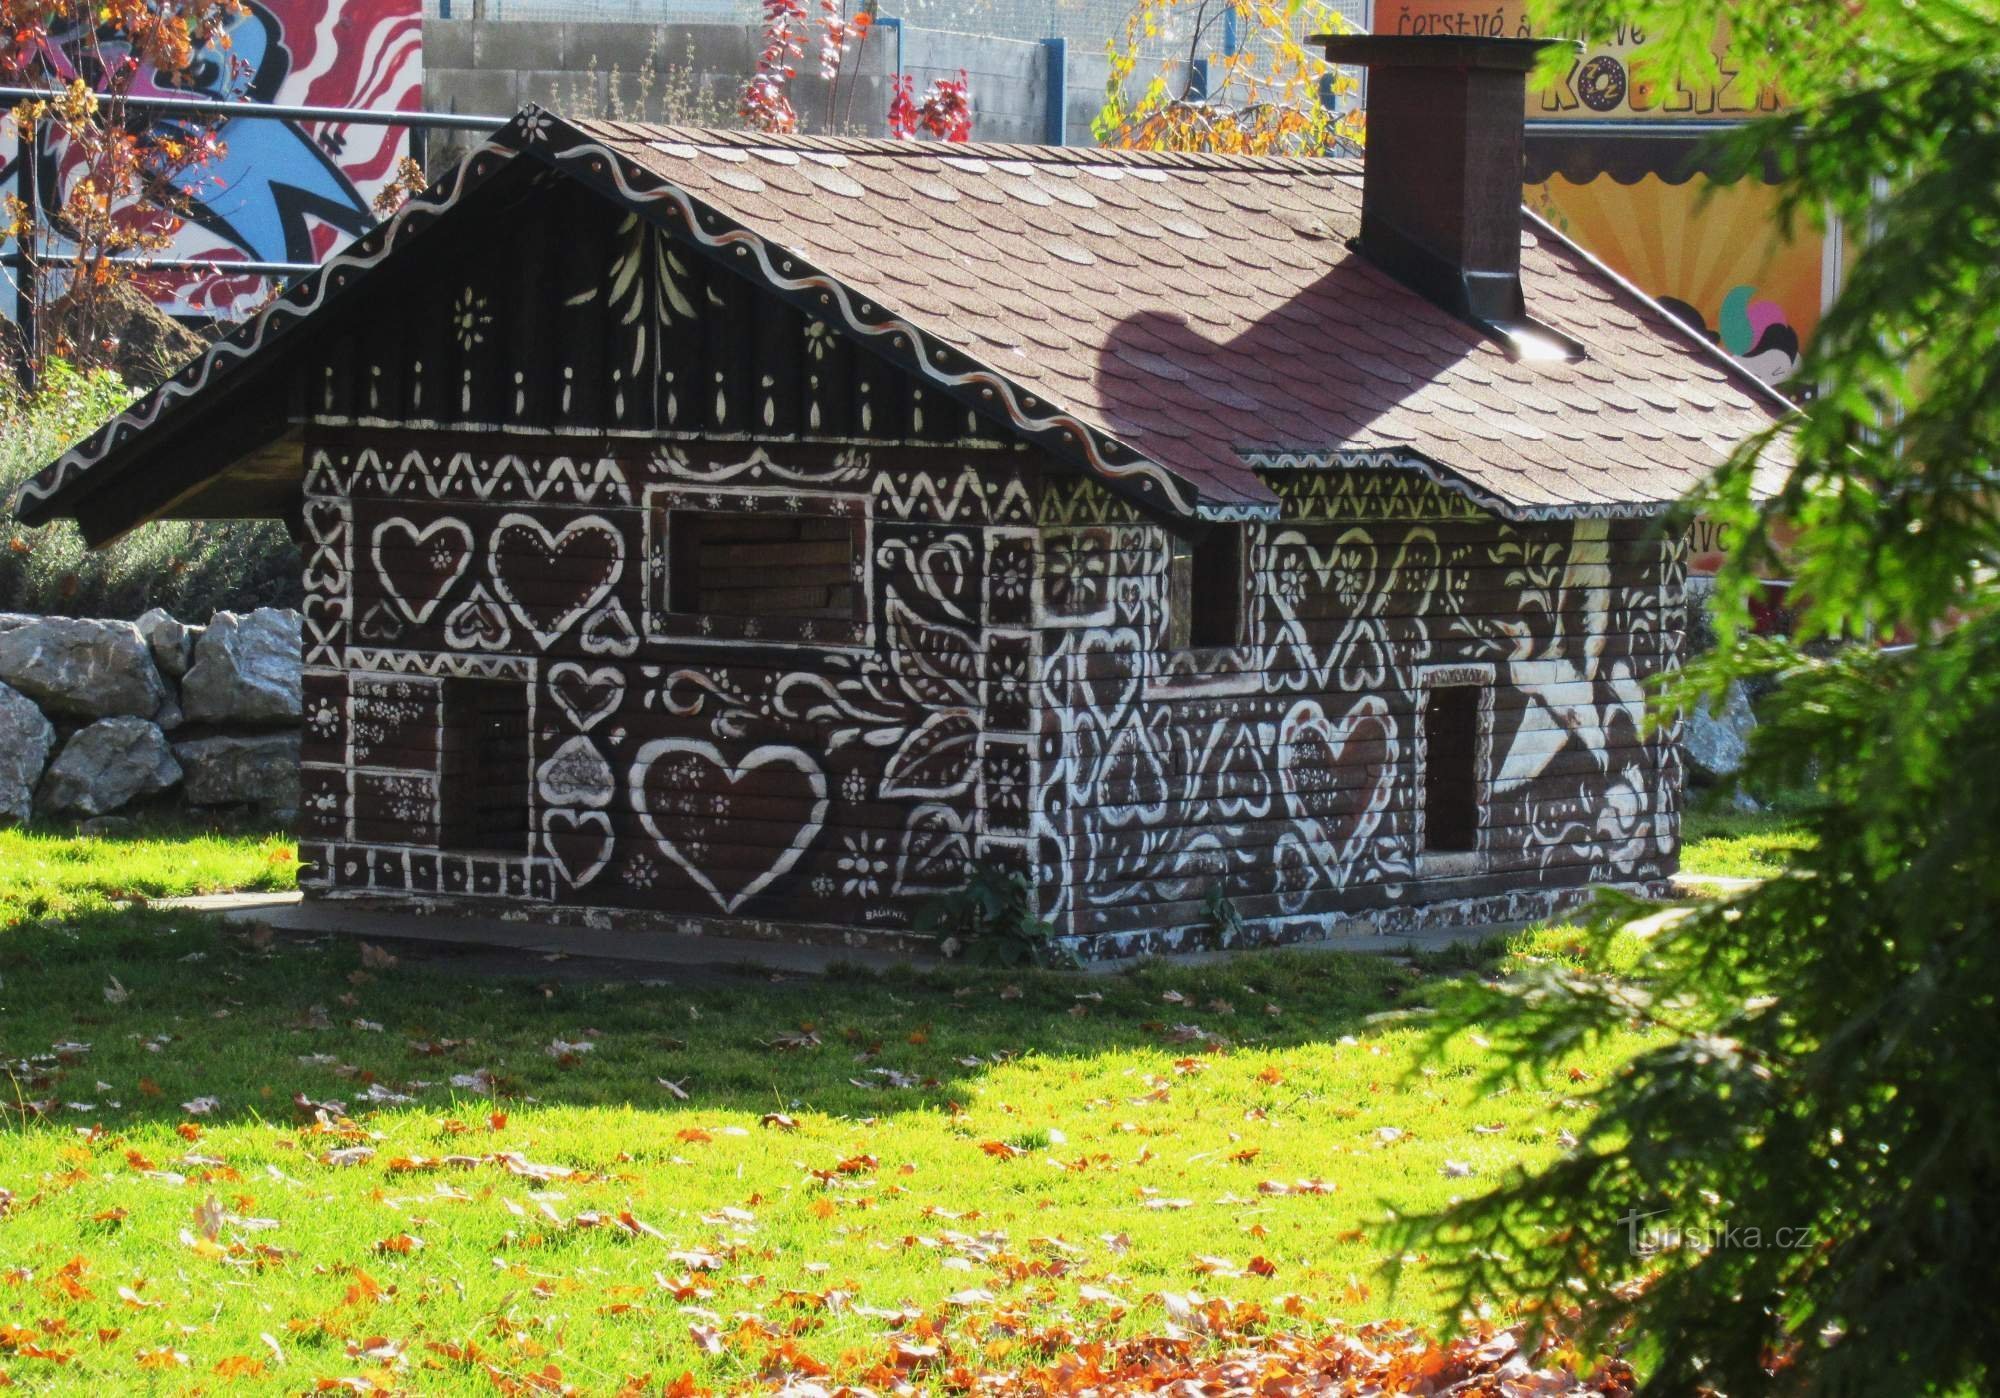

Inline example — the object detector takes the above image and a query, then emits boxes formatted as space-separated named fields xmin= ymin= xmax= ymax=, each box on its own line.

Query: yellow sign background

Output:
xmin=1372 ymin=0 xmax=1783 ymax=121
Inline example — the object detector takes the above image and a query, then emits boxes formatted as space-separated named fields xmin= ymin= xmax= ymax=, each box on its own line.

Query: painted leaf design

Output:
xmin=894 ymin=803 xmax=974 ymax=893
xmin=880 ymin=710 xmax=979 ymax=800
xmin=886 ymin=595 xmax=979 ymax=708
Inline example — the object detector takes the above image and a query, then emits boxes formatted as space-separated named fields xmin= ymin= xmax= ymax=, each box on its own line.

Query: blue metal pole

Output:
xmin=1039 ymin=36 xmax=1067 ymax=145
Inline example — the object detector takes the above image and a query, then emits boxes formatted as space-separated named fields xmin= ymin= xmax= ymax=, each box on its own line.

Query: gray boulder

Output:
xmin=0 ymin=612 xmax=36 ymax=633
xmin=181 ymin=609 xmax=302 ymax=724
xmin=0 ymin=681 xmax=56 ymax=824
xmin=0 ymin=616 xmax=168 ymax=719
xmin=1684 ymin=679 xmax=1756 ymax=784
xmin=135 ymin=607 xmax=197 ymax=680
xmin=174 ymin=732 xmax=301 ymax=819
xmin=37 ymin=716 xmax=182 ymax=818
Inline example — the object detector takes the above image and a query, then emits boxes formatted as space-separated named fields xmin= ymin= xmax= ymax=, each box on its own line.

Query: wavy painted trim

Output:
xmin=523 ymin=122 xmax=1227 ymax=521
xmin=12 ymin=136 xmax=526 ymax=523
xmin=1240 ymin=448 xmax=1675 ymax=522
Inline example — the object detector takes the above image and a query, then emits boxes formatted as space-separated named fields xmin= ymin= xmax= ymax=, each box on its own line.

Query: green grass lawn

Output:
xmin=0 ymin=818 xmax=1802 ymax=1392
xmin=1680 ymin=807 xmax=1817 ymax=879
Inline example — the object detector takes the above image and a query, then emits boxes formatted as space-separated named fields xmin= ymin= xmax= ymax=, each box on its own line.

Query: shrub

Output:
xmin=0 ymin=360 xmax=301 ymax=621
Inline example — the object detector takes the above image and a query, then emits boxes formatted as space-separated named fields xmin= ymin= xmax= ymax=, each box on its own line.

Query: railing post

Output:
xmin=12 ymin=108 xmax=37 ymax=390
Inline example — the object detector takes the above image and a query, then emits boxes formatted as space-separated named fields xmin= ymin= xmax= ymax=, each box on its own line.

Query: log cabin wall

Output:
xmin=280 ymin=163 xmax=1687 ymax=955
xmin=288 ymin=169 xmax=1050 ymax=942
xmin=1032 ymin=472 xmax=1687 ymax=958
xmin=296 ymin=433 xmax=1047 ymax=942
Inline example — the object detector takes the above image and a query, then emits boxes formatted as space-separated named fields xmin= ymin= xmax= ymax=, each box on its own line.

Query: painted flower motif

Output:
xmin=520 ymin=109 xmax=555 ymax=143
xmin=624 ymin=853 xmax=657 ymax=889
xmin=306 ymin=698 xmax=339 ymax=738
xmin=1044 ymin=532 xmax=1107 ymax=614
xmin=988 ymin=765 xmax=1021 ymax=809
xmin=811 ymin=875 xmax=835 ymax=898
xmin=451 ymin=287 xmax=491 ymax=352
xmin=1332 ymin=548 xmax=1370 ymax=607
xmin=841 ymin=770 xmax=869 ymax=804
xmin=804 ymin=320 xmax=834 ymax=360
xmin=711 ymin=793 xmax=731 ymax=817
xmin=988 ymin=548 xmax=1032 ymax=604
xmin=990 ymin=651 xmax=1027 ymax=701
xmin=1276 ymin=557 xmax=1309 ymax=610
xmin=837 ymin=834 xmax=888 ymax=899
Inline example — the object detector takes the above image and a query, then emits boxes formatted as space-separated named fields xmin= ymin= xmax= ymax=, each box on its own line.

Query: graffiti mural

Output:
xmin=0 ymin=0 xmax=421 ymax=322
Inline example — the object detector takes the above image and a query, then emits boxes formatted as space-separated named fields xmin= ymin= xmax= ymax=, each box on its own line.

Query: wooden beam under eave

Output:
xmin=74 ymin=420 xmax=303 ymax=548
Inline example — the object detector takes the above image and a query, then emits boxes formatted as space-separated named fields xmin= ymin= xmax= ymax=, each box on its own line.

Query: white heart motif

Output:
xmin=629 ymin=738 xmax=827 ymax=913
xmin=1276 ymin=696 xmax=1398 ymax=890
xmin=543 ymin=808 xmax=614 ymax=887
xmin=489 ymin=513 xmax=624 ymax=650
xmin=547 ymin=662 xmax=625 ymax=732
xmin=371 ymin=517 xmax=474 ymax=624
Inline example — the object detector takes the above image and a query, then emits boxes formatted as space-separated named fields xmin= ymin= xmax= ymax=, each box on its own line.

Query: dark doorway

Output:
xmin=439 ymin=679 xmax=530 ymax=853
xmin=1423 ymin=685 xmax=1480 ymax=853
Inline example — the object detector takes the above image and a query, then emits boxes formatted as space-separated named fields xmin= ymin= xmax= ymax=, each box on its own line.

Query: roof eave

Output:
xmin=10 ymin=134 xmax=532 ymax=533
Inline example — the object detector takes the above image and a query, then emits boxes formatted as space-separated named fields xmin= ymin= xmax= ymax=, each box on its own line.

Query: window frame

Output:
xmin=1167 ymin=524 xmax=1249 ymax=653
xmin=643 ymin=485 xmax=871 ymax=648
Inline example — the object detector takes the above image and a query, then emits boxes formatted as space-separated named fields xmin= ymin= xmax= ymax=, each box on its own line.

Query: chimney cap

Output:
xmin=1309 ymin=33 xmax=1573 ymax=70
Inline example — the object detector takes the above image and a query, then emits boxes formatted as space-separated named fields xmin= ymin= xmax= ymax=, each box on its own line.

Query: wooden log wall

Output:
xmin=296 ymin=429 xmax=1045 ymax=936
xmin=1030 ymin=472 xmax=1688 ymax=943
xmin=282 ymin=166 xmax=1687 ymax=950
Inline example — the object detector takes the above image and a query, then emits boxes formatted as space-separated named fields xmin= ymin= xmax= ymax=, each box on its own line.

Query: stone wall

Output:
xmin=0 ymin=609 xmax=304 ymax=832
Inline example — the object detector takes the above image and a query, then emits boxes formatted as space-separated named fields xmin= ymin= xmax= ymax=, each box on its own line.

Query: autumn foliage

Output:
xmin=3 ymin=0 xmax=242 ymax=377
xmin=1094 ymin=0 xmax=1361 ymax=155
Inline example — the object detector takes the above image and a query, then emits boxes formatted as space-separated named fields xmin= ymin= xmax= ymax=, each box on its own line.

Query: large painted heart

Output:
xmin=629 ymin=738 xmax=827 ymax=913
xmin=1278 ymin=695 xmax=1398 ymax=889
xmin=489 ymin=513 xmax=625 ymax=651
xmin=544 ymin=808 xmax=614 ymax=888
xmin=372 ymin=516 xmax=475 ymax=625
xmin=547 ymin=662 xmax=625 ymax=732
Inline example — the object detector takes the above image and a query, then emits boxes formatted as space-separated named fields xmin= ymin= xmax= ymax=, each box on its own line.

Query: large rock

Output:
xmin=174 ymin=732 xmax=301 ymax=819
xmin=36 ymin=717 xmax=182 ymax=818
xmin=135 ymin=608 xmax=197 ymax=680
xmin=181 ymin=609 xmax=302 ymax=724
xmin=0 ymin=681 xmax=56 ymax=824
xmin=1684 ymin=679 xmax=1756 ymax=784
xmin=0 ymin=616 xmax=169 ymax=719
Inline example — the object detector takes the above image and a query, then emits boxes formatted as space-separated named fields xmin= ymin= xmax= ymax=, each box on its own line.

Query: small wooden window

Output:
xmin=1168 ymin=527 xmax=1245 ymax=650
xmin=668 ymin=511 xmax=861 ymax=620
xmin=1423 ymin=685 xmax=1480 ymax=854
xmin=438 ymin=679 xmax=529 ymax=853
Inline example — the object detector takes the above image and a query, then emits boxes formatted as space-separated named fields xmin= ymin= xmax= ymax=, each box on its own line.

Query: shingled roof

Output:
xmin=15 ymin=108 xmax=1791 ymax=532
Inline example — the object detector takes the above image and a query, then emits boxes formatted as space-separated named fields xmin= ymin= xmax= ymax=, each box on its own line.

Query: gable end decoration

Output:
xmin=501 ymin=110 xmax=1251 ymax=524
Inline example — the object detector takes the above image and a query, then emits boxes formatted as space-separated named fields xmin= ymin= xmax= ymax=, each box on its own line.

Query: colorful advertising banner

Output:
xmin=1 ymin=0 xmax=423 ymax=322
xmin=1372 ymin=0 xmax=1782 ymax=120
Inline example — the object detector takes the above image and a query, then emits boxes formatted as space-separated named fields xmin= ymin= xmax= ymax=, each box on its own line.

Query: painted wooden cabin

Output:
xmin=14 ymin=37 xmax=1789 ymax=958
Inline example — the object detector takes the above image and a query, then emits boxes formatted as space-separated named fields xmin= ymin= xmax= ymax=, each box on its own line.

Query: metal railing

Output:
xmin=2 ymin=87 xmax=511 ymax=380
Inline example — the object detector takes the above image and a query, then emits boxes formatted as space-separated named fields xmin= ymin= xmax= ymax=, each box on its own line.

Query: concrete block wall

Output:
xmin=422 ymin=16 xmax=1126 ymax=149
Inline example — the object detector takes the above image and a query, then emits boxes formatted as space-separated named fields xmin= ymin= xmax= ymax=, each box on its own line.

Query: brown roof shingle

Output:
xmin=565 ymin=117 xmax=1789 ymax=519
